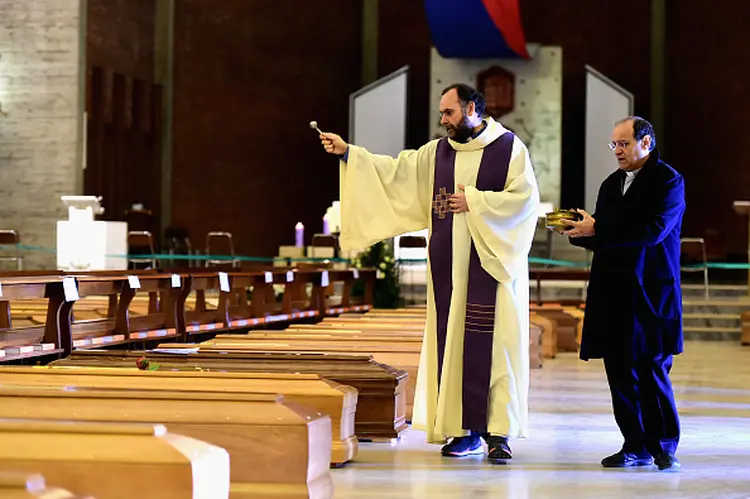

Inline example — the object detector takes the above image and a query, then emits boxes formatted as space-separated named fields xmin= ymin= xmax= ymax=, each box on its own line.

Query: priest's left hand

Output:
xmin=450 ymin=185 xmax=469 ymax=213
xmin=563 ymin=209 xmax=595 ymax=237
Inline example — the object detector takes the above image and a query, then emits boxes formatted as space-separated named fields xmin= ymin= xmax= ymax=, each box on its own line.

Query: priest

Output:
xmin=320 ymin=84 xmax=540 ymax=463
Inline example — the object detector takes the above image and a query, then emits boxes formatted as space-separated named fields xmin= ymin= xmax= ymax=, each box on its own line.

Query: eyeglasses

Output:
xmin=608 ymin=140 xmax=630 ymax=151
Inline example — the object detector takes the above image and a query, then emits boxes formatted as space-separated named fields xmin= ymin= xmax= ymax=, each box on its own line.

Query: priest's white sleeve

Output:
xmin=463 ymin=137 xmax=540 ymax=282
xmin=338 ymin=141 xmax=438 ymax=251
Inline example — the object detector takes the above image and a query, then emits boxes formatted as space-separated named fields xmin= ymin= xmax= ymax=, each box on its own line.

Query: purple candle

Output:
xmin=322 ymin=216 xmax=330 ymax=235
xmin=295 ymin=222 xmax=304 ymax=247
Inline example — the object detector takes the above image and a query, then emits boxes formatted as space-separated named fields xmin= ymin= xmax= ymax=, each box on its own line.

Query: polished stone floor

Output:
xmin=332 ymin=342 xmax=750 ymax=498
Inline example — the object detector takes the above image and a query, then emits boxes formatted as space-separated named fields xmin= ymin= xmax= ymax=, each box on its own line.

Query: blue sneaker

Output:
xmin=441 ymin=435 xmax=484 ymax=457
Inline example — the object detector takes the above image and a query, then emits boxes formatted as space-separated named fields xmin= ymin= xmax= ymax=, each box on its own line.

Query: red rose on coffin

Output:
xmin=136 ymin=356 xmax=150 ymax=370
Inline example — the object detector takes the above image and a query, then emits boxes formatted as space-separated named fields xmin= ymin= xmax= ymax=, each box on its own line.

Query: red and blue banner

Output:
xmin=425 ymin=0 xmax=530 ymax=59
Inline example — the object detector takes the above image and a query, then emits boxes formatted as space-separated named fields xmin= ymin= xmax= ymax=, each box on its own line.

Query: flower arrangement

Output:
xmin=351 ymin=240 xmax=401 ymax=308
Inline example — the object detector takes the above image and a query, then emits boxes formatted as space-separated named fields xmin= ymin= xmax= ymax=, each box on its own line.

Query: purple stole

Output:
xmin=429 ymin=132 xmax=514 ymax=432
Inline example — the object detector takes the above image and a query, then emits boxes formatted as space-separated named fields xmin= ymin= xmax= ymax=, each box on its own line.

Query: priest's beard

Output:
xmin=444 ymin=111 xmax=474 ymax=143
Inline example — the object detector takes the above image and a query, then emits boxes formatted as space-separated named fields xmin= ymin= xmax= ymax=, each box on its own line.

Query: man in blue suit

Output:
xmin=563 ymin=116 xmax=685 ymax=471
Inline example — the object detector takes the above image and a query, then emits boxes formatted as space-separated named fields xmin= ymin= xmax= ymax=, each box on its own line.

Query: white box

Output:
xmin=56 ymin=221 xmax=128 ymax=271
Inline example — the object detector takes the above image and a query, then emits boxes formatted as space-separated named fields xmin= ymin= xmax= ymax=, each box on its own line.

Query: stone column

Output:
xmin=0 ymin=0 xmax=85 ymax=269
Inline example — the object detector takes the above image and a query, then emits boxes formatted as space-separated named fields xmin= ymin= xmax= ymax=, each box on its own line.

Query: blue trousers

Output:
xmin=603 ymin=353 xmax=680 ymax=456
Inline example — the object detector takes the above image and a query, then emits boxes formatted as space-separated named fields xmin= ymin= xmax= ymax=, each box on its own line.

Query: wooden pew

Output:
xmin=0 ymin=472 xmax=93 ymax=499
xmin=0 ymin=276 xmax=74 ymax=362
xmin=0 ymin=385 xmax=332 ymax=498
xmin=0 ymin=366 xmax=358 ymax=466
xmin=2 ymin=267 xmax=376 ymax=358
xmin=177 ymin=268 xmax=375 ymax=335
xmin=0 ymin=420 xmax=229 ymax=498
xmin=51 ymin=350 xmax=408 ymax=440
xmin=172 ymin=272 xmax=300 ymax=336
xmin=71 ymin=274 xmax=182 ymax=349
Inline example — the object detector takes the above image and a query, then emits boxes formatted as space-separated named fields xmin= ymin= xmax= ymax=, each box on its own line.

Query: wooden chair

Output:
xmin=0 ymin=230 xmax=23 ymax=270
xmin=127 ymin=231 xmax=157 ymax=269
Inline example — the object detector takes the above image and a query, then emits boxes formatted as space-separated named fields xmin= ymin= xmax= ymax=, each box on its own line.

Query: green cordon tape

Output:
xmin=2 ymin=244 xmax=746 ymax=270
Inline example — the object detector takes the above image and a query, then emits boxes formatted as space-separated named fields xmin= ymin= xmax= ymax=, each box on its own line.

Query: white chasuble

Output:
xmin=339 ymin=118 xmax=540 ymax=442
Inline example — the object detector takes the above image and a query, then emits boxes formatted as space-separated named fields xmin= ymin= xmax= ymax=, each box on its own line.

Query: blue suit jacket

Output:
xmin=570 ymin=149 xmax=686 ymax=360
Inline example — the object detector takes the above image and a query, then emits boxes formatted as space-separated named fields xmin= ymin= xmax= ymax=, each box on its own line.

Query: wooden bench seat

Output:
xmin=52 ymin=350 xmax=408 ymax=440
xmin=0 ymin=386 xmax=332 ymax=498
xmin=0 ymin=366 xmax=358 ymax=466
xmin=0 ymin=277 xmax=72 ymax=362
xmin=0 ymin=420 xmax=230 ymax=498
xmin=0 ymin=268 xmax=377 ymax=360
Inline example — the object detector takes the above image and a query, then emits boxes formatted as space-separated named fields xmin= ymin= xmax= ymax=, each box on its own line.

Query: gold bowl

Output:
xmin=545 ymin=209 xmax=582 ymax=230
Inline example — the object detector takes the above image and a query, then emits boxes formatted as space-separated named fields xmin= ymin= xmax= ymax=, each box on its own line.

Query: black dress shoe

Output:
xmin=485 ymin=435 xmax=512 ymax=464
xmin=601 ymin=450 xmax=654 ymax=468
xmin=654 ymin=453 xmax=681 ymax=471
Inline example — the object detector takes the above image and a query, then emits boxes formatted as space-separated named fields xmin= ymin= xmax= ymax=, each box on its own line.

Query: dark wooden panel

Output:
xmin=86 ymin=0 xmax=160 ymax=242
xmin=171 ymin=0 xmax=363 ymax=257
xmin=665 ymin=0 xmax=750 ymax=256
xmin=85 ymin=69 xmax=162 ymax=234
xmin=378 ymin=0 xmax=433 ymax=150
xmin=87 ymin=0 xmax=156 ymax=81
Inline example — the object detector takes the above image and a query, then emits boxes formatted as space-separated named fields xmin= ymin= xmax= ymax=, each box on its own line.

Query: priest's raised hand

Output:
xmin=320 ymin=133 xmax=348 ymax=156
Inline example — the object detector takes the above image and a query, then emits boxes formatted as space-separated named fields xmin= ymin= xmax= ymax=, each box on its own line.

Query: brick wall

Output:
xmin=171 ymin=0 xmax=362 ymax=257
xmin=666 ymin=0 xmax=750 ymax=256
xmin=87 ymin=0 xmax=154 ymax=80
xmin=0 ymin=0 xmax=83 ymax=269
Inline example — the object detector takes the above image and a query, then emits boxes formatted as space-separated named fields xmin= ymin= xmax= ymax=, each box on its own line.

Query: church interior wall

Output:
xmin=0 ymin=0 xmax=84 ymax=269
xmin=3 ymin=0 xmax=750 ymax=263
xmin=170 ymin=0 xmax=363 ymax=257
xmin=665 ymin=0 xmax=750 ymax=259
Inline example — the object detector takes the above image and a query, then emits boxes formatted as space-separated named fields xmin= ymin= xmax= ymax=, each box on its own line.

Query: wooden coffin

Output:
xmin=0 ymin=472 xmax=93 ymax=499
xmin=530 ymin=313 xmax=557 ymax=359
xmin=317 ymin=319 xmax=425 ymax=329
xmin=280 ymin=324 xmax=424 ymax=345
xmin=52 ymin=350 xmax=408 ymax=440
xmin=213 ymin=332 xmax=423 ymax=349
xmin=0 ymin=366 xmax=357 ymax=466
xmin=0 ymin=386 xmax=332 ymax=498
xmin=529 ymin=323 xmax=543 ymax=369
xmin=743 ymin=311 xmax=750 ymax=346
xmin=533 ymin=309 xmax=579 ymax=352
xmin=202 ymin=338 xmax=420 ymax=421
xmin=560 ymin=306 xmax=586 ymax=348
xmin=0 ymin=420 xmax=229 ymax=499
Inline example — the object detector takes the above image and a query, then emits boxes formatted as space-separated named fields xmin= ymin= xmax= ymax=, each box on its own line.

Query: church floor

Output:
xmin=332 ymin=341 xmax=750 ymax=498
